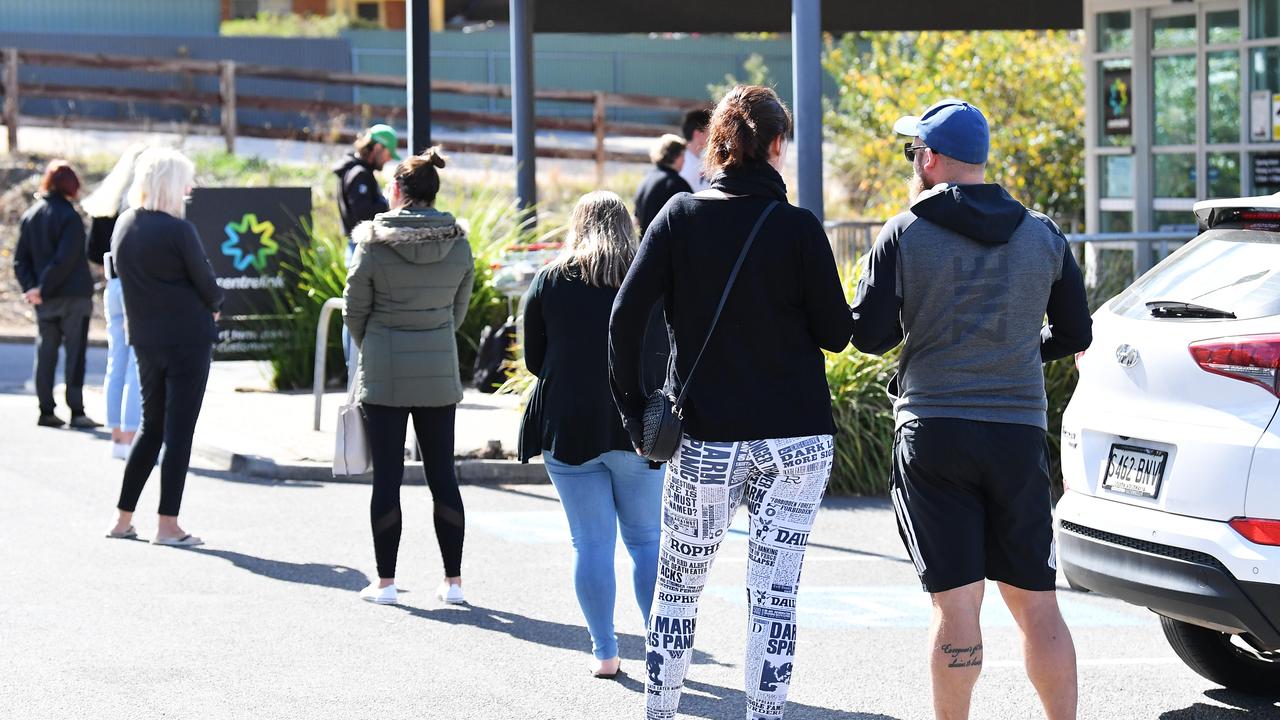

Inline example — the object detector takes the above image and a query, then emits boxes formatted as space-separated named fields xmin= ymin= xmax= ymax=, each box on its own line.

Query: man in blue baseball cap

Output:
xmin=850 ymin=99 xmax=1092 ymax=720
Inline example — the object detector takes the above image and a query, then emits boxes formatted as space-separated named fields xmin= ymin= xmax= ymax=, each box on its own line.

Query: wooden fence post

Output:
xmin=219 ymin=60 xmax=237 ymax=154
xmin=592 ymin=92 xmax=606 ymax=187
xmin=3 ymin=49 xmax=19 ymax=155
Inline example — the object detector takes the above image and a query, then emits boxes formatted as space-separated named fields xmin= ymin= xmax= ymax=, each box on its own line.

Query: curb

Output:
xmin=191 ymin=443 xmax=549 ymax=486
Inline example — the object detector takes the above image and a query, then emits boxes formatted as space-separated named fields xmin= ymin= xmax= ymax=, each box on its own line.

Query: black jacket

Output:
xmin=634 ymin=164 xmax=692 ymax=236
xmin=13 ymin=194 xmax=94 ymax=299
xmin=610 ymin=165 xmax=854 ymax=447
xmin=111 ymin=208 xmax=225 ymax=347
xmin=520 ymin=265 xmax=668 ymax=465
xmin=334 ymin=153 xmax=389 ymax=238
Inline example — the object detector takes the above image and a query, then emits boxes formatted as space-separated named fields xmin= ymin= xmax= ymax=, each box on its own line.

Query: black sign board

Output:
xmin=1253 ymin=153 xmax=1280 ymax=193
xmin=1103 ymin=68 xmax=1132 ymax=136
xmin=186 ymin=187 xmax=312 ymax=360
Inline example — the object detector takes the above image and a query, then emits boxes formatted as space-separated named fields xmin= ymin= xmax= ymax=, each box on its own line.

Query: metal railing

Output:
xmin=313 ymin=297 xmax=346 ymax=432
xmin=1063 ymin=232 xmax=1193 ymax=278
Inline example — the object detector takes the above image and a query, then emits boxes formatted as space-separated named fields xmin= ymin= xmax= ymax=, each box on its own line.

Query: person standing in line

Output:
xmin=82 ymin=146 xmax=147 ymax=458
xmin=519 ymin=191 xmax=668 ymax=679
xmin=678 ymin=108 xmax=712 ymax=193
xmin=344 ymin=148 xmax=474 ymax=607
xmin=610 ymin=85 xmax=854 ymax=720
xmin=13 ymin=160 xmax=100 ymax=429
xmin=334 ymin=124 xmax=397 ymax=243
xmin=634 ymin=134 xmax=692 ymax=236
xmin=335 ymin=124 xmax=398 ymax=379
xmin=850 ymin=99 xmax=1093 ymax=720
xmin=107 ymin=148 xmax=224 ymax=546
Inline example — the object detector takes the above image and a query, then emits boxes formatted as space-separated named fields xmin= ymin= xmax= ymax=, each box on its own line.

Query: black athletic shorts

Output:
xmin=890 ymin=417 xmax=1057 ymax=594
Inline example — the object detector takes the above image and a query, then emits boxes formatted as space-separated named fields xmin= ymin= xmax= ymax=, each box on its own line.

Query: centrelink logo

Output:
xmin=220 ymin=213 xmax=278 ymax=272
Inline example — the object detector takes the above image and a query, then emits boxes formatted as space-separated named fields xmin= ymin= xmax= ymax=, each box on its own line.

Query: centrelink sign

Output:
xmin=187 ymin=187 xmax=311 ymax=360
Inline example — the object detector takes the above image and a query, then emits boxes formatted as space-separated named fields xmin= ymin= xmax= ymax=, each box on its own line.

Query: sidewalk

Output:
xmin=189 ymin=360 xmax=544 ymax=484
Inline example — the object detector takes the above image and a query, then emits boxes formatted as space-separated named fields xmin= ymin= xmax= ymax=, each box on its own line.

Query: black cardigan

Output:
xmin=519 ymin=266 xmax=668 ymax=465
xmin=13 ymin=194 xmax=94 ymax=300
xmin=609 ymin=165 xmax=854 ymax=447
xmin=112 ymin=208 xmax=224 ymax=347
xmin=634 ymin=164 xmax=692 ymax=236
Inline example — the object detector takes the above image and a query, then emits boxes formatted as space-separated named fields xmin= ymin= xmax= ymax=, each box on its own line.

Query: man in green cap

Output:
xmin=334 ymin=123 xmax=400 ymax=244
xmin=334 ymin=123 xmax=399 ymax=373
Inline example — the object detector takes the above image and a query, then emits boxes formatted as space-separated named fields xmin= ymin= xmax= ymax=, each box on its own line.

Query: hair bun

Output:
xmin=423 ymin=146 xmax=447 ymax=169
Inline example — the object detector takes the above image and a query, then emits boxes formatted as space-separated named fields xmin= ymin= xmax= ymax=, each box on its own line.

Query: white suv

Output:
xmin=1057 ymin=194 xmax=1280 ymax=694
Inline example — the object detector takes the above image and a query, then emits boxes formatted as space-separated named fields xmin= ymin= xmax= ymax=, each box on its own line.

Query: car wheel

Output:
xmin=1160 ymin=616 xmax=1280 ymax=696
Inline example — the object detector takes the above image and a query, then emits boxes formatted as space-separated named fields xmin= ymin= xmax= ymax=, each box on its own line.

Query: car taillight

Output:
xmin=1229 ymin=517 xmax=1280 ymax=546
xmin=1188 ymin=334 xmax=1280 ymax=398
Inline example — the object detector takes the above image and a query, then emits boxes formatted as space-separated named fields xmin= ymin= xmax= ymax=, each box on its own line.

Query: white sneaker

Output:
xmin=110 ymin=442 xmax=131 ymax=460
xmin=360 ymin=582 xmax=397 ymax=605
xmin=437 ymin=582 xmax=465 ymax=605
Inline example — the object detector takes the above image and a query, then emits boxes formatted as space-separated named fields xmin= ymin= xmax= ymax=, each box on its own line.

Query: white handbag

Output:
xmin=333 ymin=380 xmax=372 ymax=476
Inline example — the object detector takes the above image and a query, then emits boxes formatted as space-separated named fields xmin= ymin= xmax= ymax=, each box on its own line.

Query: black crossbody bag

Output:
xmin=641 ymin=200 xmax=779 ymax=462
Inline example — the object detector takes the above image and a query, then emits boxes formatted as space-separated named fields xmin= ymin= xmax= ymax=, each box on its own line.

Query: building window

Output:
xmin=1153 ymin=54 xmax=1197 ymax=146
xmin=1154 ymin=210 xmax=1197 ymax=232
xmin=1154 ymin=153 xmax=1196 ymax=198
xmin=1098 ymin=12 xmax=1133 ymax=52
xmin=1207 ymin=153 xmax=1241 ymax=198
xmin=1101 ymin=155 xmax=1134 ymax=198
xmin=231 ymin=0 xmax=259 ymax=19
xmin=356 ymin=2 xmax=380 ymax=22
xmin=1251 ymin=0 xmax=1280 ymax=39
xmin=1153 ymin=15 xmax=1196 ymax=50
xmin=1207 ymin=10 xmax=1241 ymax=45
xmin=1100 ymin=211 xmax=1133 ymax=233
xmin=1208 ymin=51 xmax=1241 ymax=144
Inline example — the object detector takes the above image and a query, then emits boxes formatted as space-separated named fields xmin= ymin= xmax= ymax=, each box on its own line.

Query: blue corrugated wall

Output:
xmin=0 ymin=0 xmax=220 ymax=36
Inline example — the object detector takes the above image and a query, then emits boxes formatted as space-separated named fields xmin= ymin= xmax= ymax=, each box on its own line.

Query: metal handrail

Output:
xmin=313 ymin=297 xmax=345 ymax=431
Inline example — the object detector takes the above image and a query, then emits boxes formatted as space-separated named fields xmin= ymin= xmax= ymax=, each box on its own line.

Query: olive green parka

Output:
xmin=343 ymin=207 xmax=474 ymax=407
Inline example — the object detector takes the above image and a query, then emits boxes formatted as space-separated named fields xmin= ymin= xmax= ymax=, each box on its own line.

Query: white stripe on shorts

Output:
xmin=891 ymin=487 xmax=927 ymax=575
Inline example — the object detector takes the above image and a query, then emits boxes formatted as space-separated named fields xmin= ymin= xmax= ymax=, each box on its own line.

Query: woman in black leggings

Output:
xmin=106 ymin=148 xmax=224 ymax=546
xmin=344 ymin=149 xmax=474 ymax=605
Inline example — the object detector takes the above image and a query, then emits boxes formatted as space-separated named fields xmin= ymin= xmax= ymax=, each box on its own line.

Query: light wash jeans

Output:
xmin=544 ymin=450 xmax=664 ymax=660
xmin=103 ymin=277 xmax=141 ymax=432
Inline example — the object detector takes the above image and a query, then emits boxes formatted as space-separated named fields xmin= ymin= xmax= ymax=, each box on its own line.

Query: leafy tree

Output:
xmin=823 ymin=31 xmax=1085 ymax=226
xmin=707 ymin=53 xmax=774 ymax=100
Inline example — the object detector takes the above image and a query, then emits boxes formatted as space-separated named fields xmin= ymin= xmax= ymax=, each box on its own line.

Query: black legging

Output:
xmin=116 ymin=343 xmax=212 ymax=516
xmin=362 ymin=403 xmax=464 ymax=579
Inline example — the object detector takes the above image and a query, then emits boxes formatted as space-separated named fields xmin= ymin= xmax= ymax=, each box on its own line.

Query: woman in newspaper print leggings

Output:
xmin=609 ymin=85 xmax=854 ymax=720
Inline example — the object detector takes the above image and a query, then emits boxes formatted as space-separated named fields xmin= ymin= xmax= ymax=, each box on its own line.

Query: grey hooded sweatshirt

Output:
xmin=344 ymin=207 xmax=474 ymax=407
xmin=850 ymin=183 xmax=1092 ymax=431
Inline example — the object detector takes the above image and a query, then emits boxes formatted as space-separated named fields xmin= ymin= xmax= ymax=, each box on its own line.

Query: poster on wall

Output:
xmin=1103 ymin=68 xmax=1132 ymax=135
xmin=186 ymin=187 xmax=313 ymax=361
xmin=1253 ymin=153 xmax=1280 ymax=194
xmin=1252 ymin=90 xmax=1272 ymax=142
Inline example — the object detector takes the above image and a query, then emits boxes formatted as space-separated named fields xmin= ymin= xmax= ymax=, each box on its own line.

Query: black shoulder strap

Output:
xmin=673 ymin=199 xmax=779 ymax=412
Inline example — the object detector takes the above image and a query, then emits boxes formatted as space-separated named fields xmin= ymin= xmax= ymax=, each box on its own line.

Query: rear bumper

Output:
xmin=1058 ymin=518 xmax=1280 ymax=650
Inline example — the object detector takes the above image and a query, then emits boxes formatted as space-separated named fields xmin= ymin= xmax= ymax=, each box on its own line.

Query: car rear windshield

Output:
xmin=1110 ymin=228 xmax=1280 ymax=320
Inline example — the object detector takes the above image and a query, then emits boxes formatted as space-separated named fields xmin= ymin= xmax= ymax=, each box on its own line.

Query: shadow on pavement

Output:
xmin=612 ymin=674 xmax=902 ymax=719
xmin=190 ymin=548 xmax=369 ymax=591
xmin=1160 ymin=689 xmax=1280 ymax=718
xmin=394 ymin=602 xmax=729 ymax=670
xmin=188 ymin=466 xmax=323 ymax=488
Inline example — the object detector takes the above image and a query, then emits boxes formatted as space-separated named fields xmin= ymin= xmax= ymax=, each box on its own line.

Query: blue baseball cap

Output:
xmin=893 ymin=99 xmax=989 ymax=165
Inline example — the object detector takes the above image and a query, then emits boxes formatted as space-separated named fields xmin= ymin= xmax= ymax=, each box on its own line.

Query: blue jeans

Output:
xmin=103 ymin=278 xmax=141 ymax=432
xmin=545 ymin=450 xmax=664 ymax=660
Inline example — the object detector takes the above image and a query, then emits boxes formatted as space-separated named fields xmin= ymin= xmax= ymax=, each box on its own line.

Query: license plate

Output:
xmin=1102 ymin=443 xmax=1168 ymax=498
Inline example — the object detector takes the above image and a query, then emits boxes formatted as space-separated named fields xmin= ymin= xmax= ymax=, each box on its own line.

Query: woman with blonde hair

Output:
xmin=82 ymin=144 xmax=147 ymax=458
xmin=518 ymin=190 xmax=668 ymax=678
xmin=107 ymin=147 xmax=224 ymax=546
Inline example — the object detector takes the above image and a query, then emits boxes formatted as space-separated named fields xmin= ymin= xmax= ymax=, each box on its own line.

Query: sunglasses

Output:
xmin=903 ymin=142 xmax=929 ymax=162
